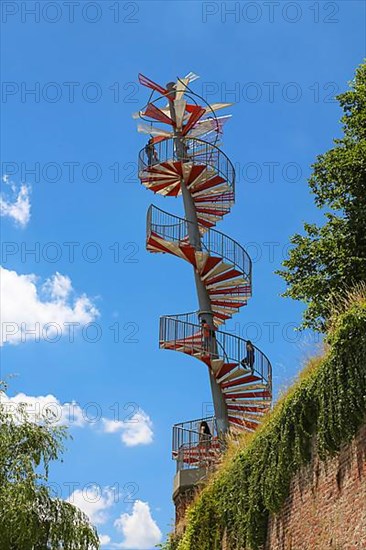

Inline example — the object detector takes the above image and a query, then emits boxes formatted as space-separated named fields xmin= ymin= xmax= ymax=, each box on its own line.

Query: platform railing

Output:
xmin=138 ymin=137 xmax=235 ymax=195
xmin=160 ymin=314 xmax=272 ymax=389
xmin=146 ymin=205 xmax=252 ymax=285
xmin=172 ymin=416 xmax=225 ymax=471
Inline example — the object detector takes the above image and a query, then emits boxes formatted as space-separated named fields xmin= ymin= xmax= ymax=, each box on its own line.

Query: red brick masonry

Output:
xmin=266 ymin=425 xmax=366 ymax=550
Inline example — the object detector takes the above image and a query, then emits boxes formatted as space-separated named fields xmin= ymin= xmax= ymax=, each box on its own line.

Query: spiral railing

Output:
xmin=146 ymin=205 xmax=252 ymax=326
xmin=139 ymin=137 xmax=235 ymax=230
xmin=138 ymin=137 xmax=235 ymax=190
xmin=135 ymin=73 xmax=272 ymax=470
xmin=147 ymin=205 xmax=251 ymax=280
xmin=160 ymin=314 xmax=271 ymax=385
xmin=172 ymin=417 xmax=224 ymax=472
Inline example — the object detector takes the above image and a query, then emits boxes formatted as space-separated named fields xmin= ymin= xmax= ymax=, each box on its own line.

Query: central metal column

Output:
xmin=166 ymin=82 xmax=229 ymax=435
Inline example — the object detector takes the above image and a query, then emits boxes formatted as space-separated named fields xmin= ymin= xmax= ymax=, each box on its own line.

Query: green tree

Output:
xmin=0 ymin=384 xmax=100 ymax=549
xmin=277 ymin=61 xmax=366 ymax=331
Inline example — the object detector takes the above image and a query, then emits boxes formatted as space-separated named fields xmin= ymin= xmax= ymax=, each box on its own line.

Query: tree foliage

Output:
xmin=0 ymin=386 xmax=100 ymax=550
xmin=277 ymin=61 xmax=366 ymax=330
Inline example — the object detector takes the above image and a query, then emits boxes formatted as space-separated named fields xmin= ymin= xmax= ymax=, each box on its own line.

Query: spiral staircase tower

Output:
xmin=134 ymin=73 xmax=272 ymax=520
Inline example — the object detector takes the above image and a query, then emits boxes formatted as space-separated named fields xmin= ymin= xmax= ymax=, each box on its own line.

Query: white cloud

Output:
xmin=67 ymin=486 xmax=115 ymax=525
xmin=0 ymin=392 xmax=86 ymax=427
xmin=99 ymin=534 xmax=111 ymax=546
xmin=102 ymin=411 xmax=154 ymax=447
xmin=1 ymin=391 xmax=154 ymax=447
xmin=43 ymin=272 xmax=73 ymax=301
xmin=1 ymin=176 xmax=31 ymax=227
xmin=0 ymin=267 xmax=99 ymax=346
xmin=114 ymin=501 xmax=162 ymax=549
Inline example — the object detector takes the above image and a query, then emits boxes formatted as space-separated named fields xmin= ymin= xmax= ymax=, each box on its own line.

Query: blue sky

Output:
xmin=1 ymin=1 xmax=365 ymax=548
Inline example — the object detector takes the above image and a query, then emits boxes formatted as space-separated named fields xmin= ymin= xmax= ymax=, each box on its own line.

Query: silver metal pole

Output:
xmin=166 ymin=82 xmax=229 ymax=435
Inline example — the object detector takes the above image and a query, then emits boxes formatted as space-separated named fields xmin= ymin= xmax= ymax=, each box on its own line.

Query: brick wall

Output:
xmin=266 ymin=425 xmax=366 ymax=550
xmin=174 ymin=486 xmax=199 ymax=535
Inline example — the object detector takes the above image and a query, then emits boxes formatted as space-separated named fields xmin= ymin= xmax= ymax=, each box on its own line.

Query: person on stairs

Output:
xmin=241 ymin=340 xmax=255 ymax=373
xmin=199 ymin=420 xmax=211 ymax=443
xmin=201 ymin=318 xmax=211 ymax=354
xmin=198 ymin=420 xmax=212 ymax=466
xmin=145 ymin=137 xmax=159 ymax=166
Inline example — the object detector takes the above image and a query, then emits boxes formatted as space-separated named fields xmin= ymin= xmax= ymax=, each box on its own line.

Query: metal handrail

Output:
xmin=172 ymin=416 xmax=224 ymax=471
xmin=147 ymin=205 xmax=252 ymax=284
xmin=138 ymin=137 xmax=235 ymax=195
xmin=173 ymin=416 xmax=217 ymax=432
xmin=160 ymin=313 xmax=272 ymax=388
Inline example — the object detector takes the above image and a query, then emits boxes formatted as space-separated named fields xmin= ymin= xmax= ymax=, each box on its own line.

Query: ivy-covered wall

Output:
xmin=265 ymin=423 xmax=366 ymax=549
xmin=162 ymin=296 xmax=366 ymax=550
